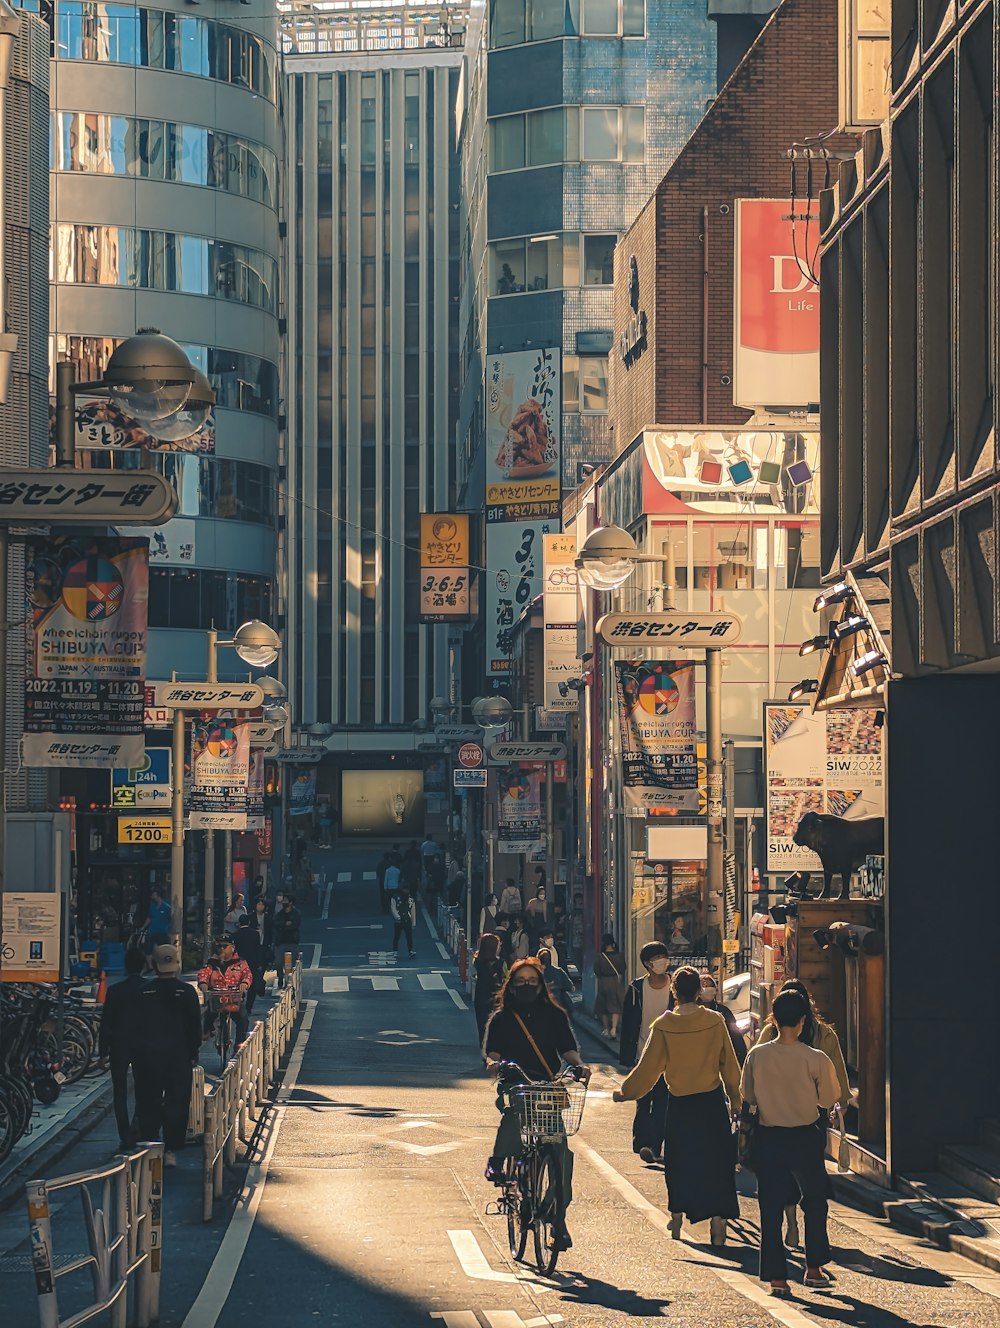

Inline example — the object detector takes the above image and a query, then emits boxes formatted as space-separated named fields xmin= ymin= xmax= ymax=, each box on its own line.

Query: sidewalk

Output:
xmin=0 ymin=1072 xmax=112 ymax=1211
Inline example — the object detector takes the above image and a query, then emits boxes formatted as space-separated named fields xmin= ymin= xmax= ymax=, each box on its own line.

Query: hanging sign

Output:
xmin=489 ymin=741 xmax=566 ymax=763
xmin=598 ymin=612 xmax=744 ymax=646
xmin=543 ymin=534 xmax=579 ymax=711
xmin=153 ymin=682 xmax=264 ymax=710
xmin=420 ymin=514 xmax=471 ymax=621
xmin=615 ymin=661 xmax=699 ymax=811
xmin=0 ymin=468 xmax=177 ymax=524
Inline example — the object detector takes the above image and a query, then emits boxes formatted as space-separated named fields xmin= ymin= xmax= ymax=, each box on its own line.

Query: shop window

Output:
xmin=582 ymin=234 xmax=615 ymax=285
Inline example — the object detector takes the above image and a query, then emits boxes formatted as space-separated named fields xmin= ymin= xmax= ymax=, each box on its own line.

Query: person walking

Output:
xmin=700 ymin=973 xmax=748 ymax=1065
xmin=473 ymin=932 xmax=506 ymax=1052
xmin=740 ymin=988 xmax=840 ymax=1296
xmin=377 ymin=850 xmax=392 ymax=913
xmin=143 ymin=888 xmax=173 ymax=947
xmin=98 ymin=948 xmax=146 ymax=1151
xmin=390 ymin=886 xmax=417 ymax=958
xmin=251 ymin=897 xmax=273 ymax=965
xmin=508 ymin=913 xmax=531 ymax=962
xmin=223 ymin=891 xmax=247 ymax=935
xmin=479 ymin=891 xmax=499 ymax=939
xmin=593 ymin=933 xmax=626 ymax=1042
xmin=614 ymin=965 xmax=742 ymax=1246
xmin=233 ymin=914 xmax=265 ymax=1015
xmin=525 ymin=885 xmax=549 ymax=947
xmin=272 ymin=895 xmax=302 ymax=987
xmin=619 ymin=941 xmax=674 ymax=1161
xmin=132 ymin=944 xmax=201 ymax=1166
xmin=401 ymin=841 xmax=422 ymax=897
xmin=537 ymin=945 xmax=575 ymax=1013
xmin=498 ymin=877 xmax=523 ymax=918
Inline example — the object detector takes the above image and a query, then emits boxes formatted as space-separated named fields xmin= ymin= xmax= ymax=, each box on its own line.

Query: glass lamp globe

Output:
xmin=233 ymin=619 xmax=281 ymax=668
xmin=576 ymin=524 xmax=639 ymax=592
xmin=142 ymin=369 xmax=214 ymax=442
xmin=104 ymin=330 xmax=200 ymax=423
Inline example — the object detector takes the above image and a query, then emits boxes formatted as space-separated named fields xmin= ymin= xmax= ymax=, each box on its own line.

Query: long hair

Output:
xmin=497 ymin=957 xmax=560 ymax=1011
xmin=475 ymin=932 xmax=501 ymax=965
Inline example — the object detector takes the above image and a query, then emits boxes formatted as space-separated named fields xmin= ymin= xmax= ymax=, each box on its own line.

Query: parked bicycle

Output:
xmin=491 ymin=1060 xmax=588 ymax=1276
xmin=0 ymin=987 xmax=61 ymax=1164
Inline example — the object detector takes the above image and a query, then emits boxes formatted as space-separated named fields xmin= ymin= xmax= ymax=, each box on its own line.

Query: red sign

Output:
xmin=458 ymin=742 xmax=484 ymax=769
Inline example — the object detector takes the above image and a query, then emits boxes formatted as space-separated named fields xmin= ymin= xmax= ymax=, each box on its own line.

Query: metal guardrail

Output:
xmin=25 ymin=1144 xmax=163 ymax=1328
xmin=200 ymin=963 xmax=301 ymax=1221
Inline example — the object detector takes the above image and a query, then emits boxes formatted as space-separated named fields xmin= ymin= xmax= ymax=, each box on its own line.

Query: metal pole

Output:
xmin=724 ymin=737 xmax=736 ymax=978
xmin=0 ymin=527 xmax=6 ymax=913
xmin=661 ymin=538 xmax=676 ymax=612
xmin=204 ymin=630 xmax=217 ymax=952
xmin=171 ymin=704 xmax=184 ymax=946
xmin=55 ymin=360 xmax=76 ymax=467
xmin=705 ymin=646 xmax=723 ymax=986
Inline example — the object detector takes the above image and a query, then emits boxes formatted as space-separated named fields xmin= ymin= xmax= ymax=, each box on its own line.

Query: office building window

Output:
xmin=581 ymin=0 xmax=617 ymax=35
xmin=581 ymin=106 xmax=644 ymax=162
xmin=493 ymin=107 xmax=638 ymax=171
xmin=491 ymin=114 xmax=525 ymax=171
xmin=490 ymin=234 xmax=563 ymax=294
xmin=490 ymin=0 xmax=643 ymax=45
xmin=583 ymin=234 xmax=616 ymax=284
xmin=563 ymin=353 xmax=608 ymax=413
xmin=148 ymin=569 xmax=272 ymax=629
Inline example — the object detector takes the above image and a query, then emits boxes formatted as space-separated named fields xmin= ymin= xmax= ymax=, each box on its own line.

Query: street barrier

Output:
xmin=25 ymin=1144 xmax=163 ymax=1328
xmin=186 ymin=1064 xmax=206 ymax=1142
xmin=200 ymin=963 xmax=301 ymax=1221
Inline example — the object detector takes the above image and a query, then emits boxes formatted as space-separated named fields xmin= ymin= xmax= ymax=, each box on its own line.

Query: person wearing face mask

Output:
xmin=525 ymin=884 xmax=549 ymax=946
xmin=620 ymin=941 xmax=674 ymax=1162
xmin=483 ymin=958 xmax=591 ymax=1252
xmin=699 ymin=974 xmax=747 ymax=1066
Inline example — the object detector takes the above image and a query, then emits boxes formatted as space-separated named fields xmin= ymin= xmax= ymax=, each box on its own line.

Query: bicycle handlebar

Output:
xmin=493 ymin=1059 xmax=585 ymax=1086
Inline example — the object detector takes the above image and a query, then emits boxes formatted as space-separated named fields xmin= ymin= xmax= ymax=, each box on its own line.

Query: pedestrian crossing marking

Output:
xmin=337 ymin=872 xmax=351 ymax=882
xmin=370 ymin=975 xmax=400 ymax=991
xmin=318 ymin=973 xmax=461 ymax=994
xmin=363 ymin=871 xmax=376 ymax=880
xmin=322 ymin=976 xmax=349 ymax=993
xmin=418 ymin=972 xmax=446 ymax=990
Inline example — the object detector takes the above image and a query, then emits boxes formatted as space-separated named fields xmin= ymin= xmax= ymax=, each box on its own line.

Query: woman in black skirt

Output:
xmin=613 ymin=965 xmax=742 ymax=1245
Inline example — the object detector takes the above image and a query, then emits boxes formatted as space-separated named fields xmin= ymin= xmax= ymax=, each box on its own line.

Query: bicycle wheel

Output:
xmin=0 ymin=1090 xmax=14 ymax=1164
xmin=56 ymin=1028 xmax=92 ymax=1085
xmin=0 ymin=1073 xmax=31 ymax=1140
xmin=503 ymin=1157 xmax=529 ymax=1261
xmin=531 ymin=1148 xmax=564 ymax=1276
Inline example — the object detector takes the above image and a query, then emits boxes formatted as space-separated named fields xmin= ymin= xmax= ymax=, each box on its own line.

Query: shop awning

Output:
xmin=812 ymin=571 xmax=891 ymax=712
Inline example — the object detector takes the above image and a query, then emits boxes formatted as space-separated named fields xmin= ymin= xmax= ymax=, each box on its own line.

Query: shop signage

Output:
xmin=248 ymin=723 xmax=276 ymax=744
xmin=56 ymin=388 xmax=215 ymax=455
xmin=420 ymin=513 xmax=471 ymax=621
xmin=153 ymin=682 xmax=264 ymax=710
xmin=118 ymin=815 xmax=173 ymax=844
xmin=256 ymin=742 xmax=279 ymax=758
xmin=543 ymin=534 xmax=579 ymax=712
xmin=619 ymin=256 xmax=648 ymax=368
xmin=256 ymin=818 xmax=273 ymax=860
xmin=457 ymin=742 xmax=484 ymax=768
xmin=435 ymin=725 xmax=482 ymax=741
xmin=488 ymin=741 xmax=566 ymax=763
xmin=110 ymin=749 xmax=172 ymax=809
xmin=276 ymin=748 xmax=323 ymax=763
xmin=0 ymin=468 xmax=177 ymax=524
xmin=598 ymin=612 xmax=744 ymax=646
xmin=0 ymin=893 xmax=62 ymax=983
xmin=454 ymin=768 xmax=487 ymax=788
xmin=143 ymin=687 xmax=172 ymax=727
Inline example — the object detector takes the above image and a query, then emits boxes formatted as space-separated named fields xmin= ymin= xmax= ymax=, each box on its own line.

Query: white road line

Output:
xmin=370 ymin=975 xmax=400 ymax=991
xmin=181 ymin=1001 xmax=316 ymax=1328
xmin=575 ymin=1140 xmax=820 ymax=1328
xmin=308 ymin=942 xmax=322 ymax=968
xmin=362 ymin=871 xmax=376 ymax=880
xmin=337 ymin=871 xmax=351 ymax=882
xmin=322 ymin=976 xmax=349 ymax=993
xmin=446 ymin=1230 xmax=551 ymax=1291
xmin=321 ymin=883 xmax=333 ymax=919
xmin=431 ymin=1314 xmax=479 ymax=1328
xmin=436 ymin=942 xmax=451 ymax=961
xmin=448 ymin=989 xmax=467 ymax=1010
xmin=418 ymin=972 xmax=447 ymax=990
xmin=420 ymin=901 xmax=441 ymax=941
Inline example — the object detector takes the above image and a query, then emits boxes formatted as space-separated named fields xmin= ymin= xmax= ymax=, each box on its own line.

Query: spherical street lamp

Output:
xmin=233 ymin=619 xmax=281 ymax=668
xmin=263 ymin=703 xmax=290 ymax=726
xmin=576 ymin=524 xmax=640 ymax=592
xmin=472 ymin=695 xmax=513 ymax=730
xmin=142 ymin=367 xmax=215 ymax=442
xmin=103 ymin=329 xmax=199 ymax=424
xmin=256 ymin=675 xmax=287 ymax=700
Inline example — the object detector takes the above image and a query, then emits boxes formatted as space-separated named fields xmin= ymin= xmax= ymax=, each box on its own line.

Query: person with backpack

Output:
xmin=391 ymin=887 xmax=417 ymax=958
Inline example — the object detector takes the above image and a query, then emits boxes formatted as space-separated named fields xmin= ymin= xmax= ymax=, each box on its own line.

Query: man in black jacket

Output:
xmin=233 ymin=914 xmax=265 ymax=1014
xmin=98 ymin=947 xmax=146 ymax=1150
xmin=272 ymin=894 xmax=301 ymax=987
xmin=132 ymin=944 xmax=202 ymax=1166
xmin=619 ymin=941 xmax=673 ymax=1162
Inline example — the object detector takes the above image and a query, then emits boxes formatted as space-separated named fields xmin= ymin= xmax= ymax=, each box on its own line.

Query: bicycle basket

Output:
xmin=511 ymin=1080 xmax=587 ymax=1142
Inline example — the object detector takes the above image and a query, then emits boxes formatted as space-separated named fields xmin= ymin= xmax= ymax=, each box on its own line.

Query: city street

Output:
xmin=5 ymin=853 xmax=995 ymax=1328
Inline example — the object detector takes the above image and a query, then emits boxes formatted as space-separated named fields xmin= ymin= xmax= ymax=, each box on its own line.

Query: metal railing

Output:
xmin=200 ymin=964 xmax=301 ymax=1221
xmin=25 ymin=1144 xmax=163 ymax=1328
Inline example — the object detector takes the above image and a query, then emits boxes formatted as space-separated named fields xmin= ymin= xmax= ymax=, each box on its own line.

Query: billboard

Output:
xmin=733 ymin=198 xmax=820 ymax=409
xmin=24 ymin=537 xmax=148 ymax=769
xmin=764 ymin=702 xmax=884 ymax=871
xmin=420 ymin=513 xmax=470 ymax=621
xmin=486 ymin=521 xmax=554 ymax=678
xmin=56 ymin=396 xmax=215 ymax=454
xmin=497 ymin=764 xmax=544 ymax=855
xmin=341 ymin=770 xmax=424 ymax=836
xmin=615 ymin=661 xmax=699 ymax=812
xmin=642 ymin=428 xmax=819 ymax=515
xmin=542 ymin=534 xmax=578 ymax=712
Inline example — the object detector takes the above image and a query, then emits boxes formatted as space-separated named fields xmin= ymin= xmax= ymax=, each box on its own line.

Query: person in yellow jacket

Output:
xmin=613 ymin=965 xmax=742 ymax=1246
xmin=755 ymin=978 xmax=851 ymax=1249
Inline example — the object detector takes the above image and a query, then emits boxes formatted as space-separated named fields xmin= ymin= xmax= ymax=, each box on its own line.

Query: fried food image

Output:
xmin=496 ymin=397 xmax=555 ymax=478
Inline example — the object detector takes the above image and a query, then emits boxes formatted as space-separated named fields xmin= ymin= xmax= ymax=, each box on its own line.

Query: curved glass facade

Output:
xmin=148 ymin=568 xmax=272 ymax=629
xmin=55 ymin=335 xmax=279 ymax=421
xmin=53 ymin=224 xmax=278 ymax=314
xmin=55 ymin=3 xmax=277 ymax=100
xmin=52 ymin=113 xmax=277 ymax=207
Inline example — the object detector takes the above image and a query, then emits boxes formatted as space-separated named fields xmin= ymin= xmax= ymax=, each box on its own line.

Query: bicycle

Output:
xmin=492 ymin=1060 xmax=587 ymax=1276
xmin=202 ymin=989 xmax=246 ymax=1072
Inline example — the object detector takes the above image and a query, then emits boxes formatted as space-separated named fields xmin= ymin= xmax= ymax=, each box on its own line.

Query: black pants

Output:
xmin=632 ymin=1077 xmax=669 ymax=1155
xmin=109 ymin=1052 xmax=135 ymax=1146
xmin=133 ymin=1054 xmax=193 ymax=1151
xmin=392 ymin=918 xmax=414 ymax=953
xmin=755 ymin=1122 xmax=832 ymax=1281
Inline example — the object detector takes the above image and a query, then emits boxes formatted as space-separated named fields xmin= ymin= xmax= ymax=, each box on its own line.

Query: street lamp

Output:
xmin=263 ymin=703 xmax=290 ymax=726
xmin=257 ymin=675 xmax=287 ymax=700
xmin=472 ymin=695 xmax=513 ymax=730
xmin=576 ymin=524 xmax=642 ymax=592
xmin=231 ymin=619 xmax=281 ymax=668
xmin=141 ymin=368 xmax=214 ymax=443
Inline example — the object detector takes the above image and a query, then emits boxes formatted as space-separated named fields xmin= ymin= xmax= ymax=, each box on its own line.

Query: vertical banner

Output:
xmin=246 ymin=748 xmax=266 ymax=830
xmin=615 ymin=661 xmax=699 ymax=811
xmin=24 ymin=537 xmax=148 ymax=769
xmin=485 ymin=348 xmax=561 ymax=682
xmin=420 ymin=513 xmax=470 ymax=621
xmin=188 ymin=718 xmax=251 ymax=829
xmin=496 ymin=764 xmax=544 ymax=855
xmin=764 ymin=702 xmax=884 ymax=870
xmin=542 ymin=533 xmax=579 ymax=711
xmin=289 ymin=768 xmax=317 ymax=817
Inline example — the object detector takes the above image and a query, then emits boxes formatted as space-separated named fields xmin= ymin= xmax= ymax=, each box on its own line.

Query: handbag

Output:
xmin=832 ymin=1105 xmax=850 ymax=1171
xmin=736 ymin=1103 xmax=759 ymax=1171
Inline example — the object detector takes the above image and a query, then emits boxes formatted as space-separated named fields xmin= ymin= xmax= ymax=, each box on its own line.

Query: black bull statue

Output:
xmin=791 ymin=812 xmax=885 ymax=900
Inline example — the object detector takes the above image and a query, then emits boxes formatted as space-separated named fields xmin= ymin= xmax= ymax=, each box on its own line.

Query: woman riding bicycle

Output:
xmin=483 ymin=957 xmax=591 ymax=1252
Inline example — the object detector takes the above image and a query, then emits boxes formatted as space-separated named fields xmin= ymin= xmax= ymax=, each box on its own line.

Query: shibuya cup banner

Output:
xmin=764 ymin=702 xmax=884 ymax=871
xmin=24 ymin=537 xmax=148 ymax=770
xmin=497 ymin=764 xmax=544 ymax=855
xmin=615 ymin=661 xmax=699 ymax=812
xmin=733 ymin=198 xmax=820 ymax=409
xmin=189 ymin=718 xmax=251 ymax=829
xmin=485 ymin=348 xmax=561 ymax=522
xmin=542 ymin=534 xmax=579 ymax=712
xmin=486 ymin=521 xmax=555 ymax=679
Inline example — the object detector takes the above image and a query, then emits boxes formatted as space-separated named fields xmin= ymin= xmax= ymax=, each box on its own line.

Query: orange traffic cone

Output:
xmin=96 ymin=970 xmax=107 ymax=1004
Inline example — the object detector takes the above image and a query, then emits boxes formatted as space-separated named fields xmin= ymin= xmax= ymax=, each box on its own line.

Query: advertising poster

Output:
xmin=124 ymin=520 xmax=197 ymax=565
xmin=615 ymin=661 xmax=699 ymax=812
xmin=764 ymin=702 xmax=884 ymax=870
xmin=56 ymin=395 xmax=215 ymax=454
xmin=340 ymin=770 xmax=424 ymax=836
xmin=246 ymin=749 xmax=266 ymax=831
xmin=0 ymin=893 xmax=62 ymax=983
xmin=486 ymin=521 xmax=554 ymax=678
xmin=733 ymin=198 xmax=820 ymax=409
xmin=192 ymin=718 xmax=250 ymax=788
xmin=485 ymin=348 xmax=561 ymax=522
xmin=289 ymin=768 xmax=318 ymax=818
xmin=24 ymin=537 xmax=148 ymax=770
xmin=497 ymin=764 xmax=544 ymax=855
xmin=420 ymin=513 xmax=470 ymax=621
xmin=642 ymin=428 xmax=819 ymax=516
xmin=542 ymin=534 xmax=579 ymax=712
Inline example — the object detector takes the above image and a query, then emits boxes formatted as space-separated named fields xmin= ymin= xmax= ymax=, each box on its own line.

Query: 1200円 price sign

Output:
xmin=117 ymin=815 xmax=173 ymax=845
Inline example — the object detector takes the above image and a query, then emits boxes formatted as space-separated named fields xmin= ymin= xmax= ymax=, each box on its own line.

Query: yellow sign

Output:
xmin=420 ymin=513 xmax=469 ymax=567
xmin=722 ymin=938 xmax=740 ymax=955
xmin=118 ymin=815 xmax=173 ymax=845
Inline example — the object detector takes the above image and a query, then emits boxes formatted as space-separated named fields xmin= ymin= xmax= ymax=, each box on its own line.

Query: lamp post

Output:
xmin=577 ymin=523 xmax=725 ymax=986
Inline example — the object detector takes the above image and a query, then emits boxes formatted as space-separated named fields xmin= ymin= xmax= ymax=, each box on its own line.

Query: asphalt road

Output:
xmin=3 ymin=848 xmax=1000 ymax=1327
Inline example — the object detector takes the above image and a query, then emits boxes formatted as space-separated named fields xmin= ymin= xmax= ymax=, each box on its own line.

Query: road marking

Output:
xmin=431 ymin=1314 xmax=479 ymax=1328
xmin=181 ymin=1001 xmax=316 ymax=1328
xmin=420 ymin=900 xmax=442 ymax=941
xmin=384 ymin=1138 xmax=467 ymax=1157
xmin=446 ymin=1230 xmax=553 ymax=1293
xmin=322 ymin=976 xmax=349 ymax=993
xmin=449 ymin=989 xmax=467 ymax=1010
xmin=337 ymin=925 xmax=383 ymax=930
xmin=370 ymin=975 xmax=400 ymax=991
xmin=363 ymin=871 xmax=377 ymax=880
xmin=575 ymin=1140 xmax=820 ymax=1328
xmin=437 ymin=942 xmax=451 ymax=961
xmin=321 ymin=883 xmax=334 ymax=919
xmin=308 ymin=942 xmax=322 ymax=968
xmin=418 ymin=972 xmax=447 ymax=990
xmin=431 ymin=1316 xmax=563 ymax=1328
xmin=337 ymin=871 xmax=351 ymax=882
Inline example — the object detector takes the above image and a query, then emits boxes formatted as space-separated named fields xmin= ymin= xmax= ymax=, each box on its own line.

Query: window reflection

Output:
xmin=53 ymin=224 xmax=277 ymax=315
xmin=148 ymin=569 xmax=272 ymax=630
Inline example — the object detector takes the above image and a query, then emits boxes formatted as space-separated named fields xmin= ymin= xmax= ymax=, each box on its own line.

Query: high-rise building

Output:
xmin=283 ymin=0 xmax=463 ymax=830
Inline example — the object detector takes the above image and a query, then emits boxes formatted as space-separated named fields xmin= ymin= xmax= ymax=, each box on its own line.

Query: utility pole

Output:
xmin=170 ymin=677 xmax=185 ymax=946
xmin=705 ymin=648 xmax=723 ymax=986
xmin=203 ymin=628 xmax=217 ymax=948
